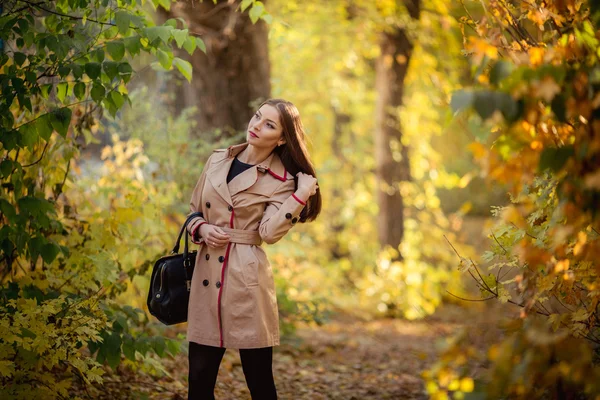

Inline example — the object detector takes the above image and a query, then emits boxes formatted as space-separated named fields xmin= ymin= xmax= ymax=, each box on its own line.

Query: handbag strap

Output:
xmin=171 ymin=211 xmax=204 ymax=255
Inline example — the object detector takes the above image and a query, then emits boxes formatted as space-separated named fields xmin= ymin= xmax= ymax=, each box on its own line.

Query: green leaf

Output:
xmin=118 ymin=62 xmax=133 ymax=74
xmin=0 ymin=160 xmax=13 ymax=178
xmin=56 ymin=82 xmax=68 ymax=103
xmin=489 ymin=61 xmax=514 ymax=86
xmin=103 ymin=61 xmax=119 ymax=81
xmin=14 ymin=52 xmax=27 ymax=67
xmin=74 ymin=82 xmax=86 ymax=100
xmin=261 ymin=13 xmax=273 ymax=24
xmin=164 ymin=18 xmax=178 ymax=28
xmin=196 ymin=37 xmax=206 ymax=53
xmin=241 ymin=0 xmax=253 ymax=12
xmin=40 ymin=84 xmax=53 ymax=99
xmin=35 ymin=114 xmax=53 ymax=141
xmin=85 ymin=62 xmax=102 ymax=80
xmin=124 ymin=36 xmax=141 ymax=56
xmin=91 ymin=83 xmax=105 ymax=102
xmin=122 ymin=334 xmax=136 ymax=361
xmin=49 ymin=108 xmax=72 ymax=138
xmin=183 ymin=36 xmax=196 ymax=55
xmin=58 ymin=65 xmax=71 ymax=78
xmin=473 ymin=90 xmax=496 ymax=120
xmin=28 ymin=236 xmax=46 ymax=262
xmin=41 ymin=242 xmax=61 ymax=264
xmin=104 ymin=332 xmax=122 ymax=369
xmin=173 ymin=57 xmax=192 ymax=82
xmin=151 ymin=336 xmax=166 ymax=357
xmin=171 ymin=29 xmax=188 ymax=48
xmin=156 ymin=49 xmax=172 ymax=69
xmin=110 ymin=91 xmax=125 ymax=109
xmin=106 ymin=40 xmax=125 ymax=61
xmin=450 ymin=90 xmax=474 ymax=113
xmin=143 ymin=26 xmax=173 ymax=44
xmin=71 ymin=64 xmax=83 ymax=79
xmin=93 ymin=48 xmax=105 ymax=63
xmin=538 ymin=146 xmax=574 ymax=173
xmin=0 ymin=199 xmax=16 ymax=222
xmin=166 ymin=338 xmax=180 ymax=356
xmin=18 ymin=124 xmax=38 ymax=149
xmin=115 ymin=11 xmax=130 ymax=35
xmin=249 ymin=3 xmax=265 ymax=23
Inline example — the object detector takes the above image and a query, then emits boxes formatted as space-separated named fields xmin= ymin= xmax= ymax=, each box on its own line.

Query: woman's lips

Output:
xmin=250 ymin=131 xmax=258 ymax=138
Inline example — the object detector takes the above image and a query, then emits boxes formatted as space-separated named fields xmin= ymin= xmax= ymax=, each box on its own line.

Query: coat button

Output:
xmin=228 ymin=205 xmax=233 ymax=212
xmin=216 ymin=281 xmax=221 ymax=288
xmin=205 ymin=201 xmax=211 ymax=208
xmin=205 ymin=253 xmax=210 ymax=260
xmin=203 ymin=279 xmax=209 ymax=287
xmin=291 ymin=217 xmax=298 ymax=224
xmin=285 ymin=212 xmax=292 ymax=220
xmin=218 ymin=256 xmax=225 ymax=263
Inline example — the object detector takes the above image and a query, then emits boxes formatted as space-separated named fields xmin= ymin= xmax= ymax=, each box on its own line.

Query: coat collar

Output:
xmin=207 ymin=142 xmax=290 ymax=205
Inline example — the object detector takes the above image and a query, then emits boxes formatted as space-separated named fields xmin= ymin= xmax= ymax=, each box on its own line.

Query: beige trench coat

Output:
xmin=184 ymin=142 xmax=306 ymax=349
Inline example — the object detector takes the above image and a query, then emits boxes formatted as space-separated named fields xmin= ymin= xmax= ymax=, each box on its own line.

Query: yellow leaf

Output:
xmin=460 ymin=377 xmax=475 ymax=392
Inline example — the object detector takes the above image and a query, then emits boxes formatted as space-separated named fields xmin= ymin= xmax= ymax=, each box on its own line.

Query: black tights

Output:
xmin=188 ymin=341 xmax=277 ymax=400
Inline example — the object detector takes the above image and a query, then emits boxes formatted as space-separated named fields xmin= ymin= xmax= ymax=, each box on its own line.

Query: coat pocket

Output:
xmin=241 ymin=248 xmax=260 ymax=287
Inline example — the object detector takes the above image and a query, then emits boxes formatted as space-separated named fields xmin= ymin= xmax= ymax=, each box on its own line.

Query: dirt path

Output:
xmin=160 ymin=303 xmax=497 ymax=400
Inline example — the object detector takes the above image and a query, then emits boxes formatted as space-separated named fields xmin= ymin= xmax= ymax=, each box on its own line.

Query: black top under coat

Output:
xmin=226 ymin=156 xmax=254 ymax=184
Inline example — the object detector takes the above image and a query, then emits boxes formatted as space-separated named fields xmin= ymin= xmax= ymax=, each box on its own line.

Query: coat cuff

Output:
xmin=191 ymin=221 xmax=207 ymax=244
xmin=292 ymin=193 xmax=307 ymax=206
xmin=280 ymin=194 xmax=305 ymax=225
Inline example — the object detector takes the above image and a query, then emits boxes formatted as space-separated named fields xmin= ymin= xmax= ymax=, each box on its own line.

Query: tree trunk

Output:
xmin=374 ymin=0 xmax=420 ymax=258
xmin=158 ymin=0 xmax=271 ymax=137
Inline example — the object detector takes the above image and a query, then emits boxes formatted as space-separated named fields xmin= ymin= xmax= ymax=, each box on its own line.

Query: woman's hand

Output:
xmin=200 ymin=224 xmax=231 ymax=248
xmin=296 ymin=172 xmax=319 ymax=199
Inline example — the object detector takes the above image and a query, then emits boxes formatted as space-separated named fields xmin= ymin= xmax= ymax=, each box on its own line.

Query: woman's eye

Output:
xmin=254 ymin=113 xmax=259 ymax=119
xmin=267 ymin=123 xmax=274 ymax=129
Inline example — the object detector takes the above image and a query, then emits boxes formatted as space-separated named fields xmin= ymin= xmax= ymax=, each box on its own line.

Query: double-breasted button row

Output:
xmin=206 ymin=253 xmax=225 ymax=262
xmin=228 ymin=205 xmax=233 ymax=212
xmin=202 ymin=279 xmax=222 ymax=289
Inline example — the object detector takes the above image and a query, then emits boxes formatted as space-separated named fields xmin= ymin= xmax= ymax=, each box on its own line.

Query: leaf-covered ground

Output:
xmin=118 ymin=302 xmax=504 ymax=400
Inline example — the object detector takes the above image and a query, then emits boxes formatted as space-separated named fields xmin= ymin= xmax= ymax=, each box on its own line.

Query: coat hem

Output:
xmin=188 ymin=334 xmax=280 ymax=349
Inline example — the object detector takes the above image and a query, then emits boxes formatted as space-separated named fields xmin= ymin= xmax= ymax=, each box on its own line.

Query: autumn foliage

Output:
xmin=426 ymin=0 xmax=600 ymax=398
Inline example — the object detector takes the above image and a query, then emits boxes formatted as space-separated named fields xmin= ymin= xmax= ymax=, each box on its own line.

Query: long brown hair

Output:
xmin=259 ymin=98 xmax=321 ymax=223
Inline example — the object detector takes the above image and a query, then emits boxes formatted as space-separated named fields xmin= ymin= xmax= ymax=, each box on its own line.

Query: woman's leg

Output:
xmin=188 ymin=342 xmax=226 ymax=400
xmin=239 ymin=347 xmax=277 ymax=400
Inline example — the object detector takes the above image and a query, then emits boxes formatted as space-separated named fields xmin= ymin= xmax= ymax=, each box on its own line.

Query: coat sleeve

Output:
xmin=258 ymin=178 xmax=307 ymax=244
xmin=186 ymin=153 xmax=214 ymax=244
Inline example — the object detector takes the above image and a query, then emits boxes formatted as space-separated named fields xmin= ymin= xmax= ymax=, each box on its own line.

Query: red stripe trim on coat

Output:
xmin=292 ymin=193 xmax=306 ymax=206
xmin=217 ymin=207 xmax=235 ymax=347
xmin=267 ymin=168 xmax=286 ymax=182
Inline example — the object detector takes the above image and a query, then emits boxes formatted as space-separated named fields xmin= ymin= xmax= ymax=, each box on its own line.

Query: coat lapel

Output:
xmin=207 ymin=156 xmax=234 ymax=205
xmin=228 ymin=167 xmax=258 ymax=197
xmin=207 ymin=141 xmax=285 ymax=203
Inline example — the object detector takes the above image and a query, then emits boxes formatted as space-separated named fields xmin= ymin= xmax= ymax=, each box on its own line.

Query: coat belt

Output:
xmin=219 ymin=227 xmax=262 ymax=245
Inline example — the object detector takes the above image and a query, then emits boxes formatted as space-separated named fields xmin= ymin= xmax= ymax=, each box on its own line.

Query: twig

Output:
xmin=22 ymin=141 xmax=50 ymax=167
xmin=446 ymin=290 xmax=496 ymax=302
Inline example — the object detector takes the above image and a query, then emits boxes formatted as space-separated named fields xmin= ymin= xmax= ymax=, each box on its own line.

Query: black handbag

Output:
xmin=147 ymin=212 xmax=203 ymax=325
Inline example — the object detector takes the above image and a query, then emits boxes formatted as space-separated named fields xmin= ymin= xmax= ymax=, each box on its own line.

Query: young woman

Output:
xmin=184 ymin=99 xmax=321 ymax=399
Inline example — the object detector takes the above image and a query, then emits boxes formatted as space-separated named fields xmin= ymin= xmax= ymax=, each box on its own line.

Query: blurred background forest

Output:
xmin=1 ymin=0 xmax=600 ymax=399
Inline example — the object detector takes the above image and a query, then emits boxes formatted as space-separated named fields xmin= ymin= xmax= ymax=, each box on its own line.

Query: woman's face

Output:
xmin=247 ymin=104 xmax=285 ymax=149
